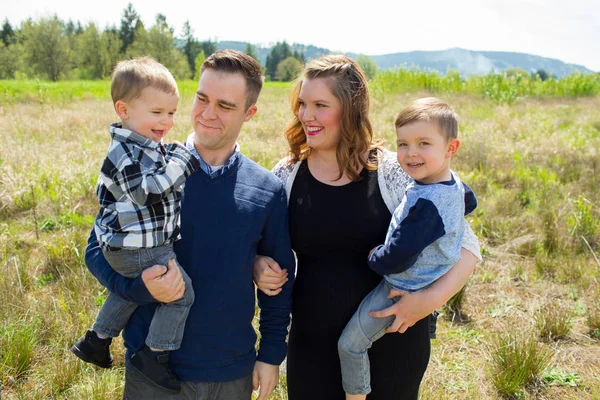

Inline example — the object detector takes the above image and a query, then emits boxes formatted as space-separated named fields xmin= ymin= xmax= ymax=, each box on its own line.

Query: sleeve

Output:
xmin=461 ymin=221 xmax=482 ymax=261
xmin=255 ymin=187 xmax=296 ymax=365
xmin=85 ymin=229 xmax=156 ymax=305
xmin=368 ymin=198 xmax=446 ymax=276
xmin=102 ymin=144 xmax=200 ymax=207
xmin=462 ymin=182 xmax=478 ymax=216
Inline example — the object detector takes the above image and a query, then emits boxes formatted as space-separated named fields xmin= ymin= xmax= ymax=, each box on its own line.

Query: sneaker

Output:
xmin=127 ymin=346 xmax=181 ymax=394
xmin=71 ymin=330 xmax=113 ymax=368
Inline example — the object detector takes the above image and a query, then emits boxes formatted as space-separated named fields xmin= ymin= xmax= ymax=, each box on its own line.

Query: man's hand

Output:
xmin=141 ymin=259 xmax=185 ymax=303
xmin=252 ymin=361 xmax=279 ymax=400
xmin=253 ymin=255 xmax=288 ymax=296
xmin=369 ymin=288 xmax=433 ymax=334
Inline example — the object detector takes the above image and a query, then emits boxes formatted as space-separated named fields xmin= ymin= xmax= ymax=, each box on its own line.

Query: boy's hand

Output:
xmin=141 ymin=259 xmax=185 ymax=302
xmin=253 ymin=255 xmax=288 ymax=296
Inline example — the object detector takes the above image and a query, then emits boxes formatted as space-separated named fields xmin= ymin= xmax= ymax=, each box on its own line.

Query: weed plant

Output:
xmin=535 ymin=302 xmax=573 ymax=341
xmin=488 ymin=331 xmax=554 ymax=398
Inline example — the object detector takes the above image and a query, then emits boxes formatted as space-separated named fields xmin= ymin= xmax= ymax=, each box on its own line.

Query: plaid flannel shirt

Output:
xmin=94 ymin=123 xmax=200 ymax=250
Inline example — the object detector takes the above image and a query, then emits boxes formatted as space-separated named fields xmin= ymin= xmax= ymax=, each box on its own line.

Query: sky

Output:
xmin=4 ymin=0 xmax=600 ymax=71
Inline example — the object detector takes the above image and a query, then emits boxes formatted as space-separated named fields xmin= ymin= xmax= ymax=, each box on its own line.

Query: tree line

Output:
xmin=0 ymin=3 xmax=312 ymax=82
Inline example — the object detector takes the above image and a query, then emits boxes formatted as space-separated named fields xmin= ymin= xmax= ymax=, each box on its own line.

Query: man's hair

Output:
xmin=395 ymin=97 xmax=458 ymax=140
xmin=285 ymin=54 xmax=382 ymax=182
xmin=111 ymin=56 xmax=178 ymax=104
xmin=201 ymin=49 xmax=264 ymax=109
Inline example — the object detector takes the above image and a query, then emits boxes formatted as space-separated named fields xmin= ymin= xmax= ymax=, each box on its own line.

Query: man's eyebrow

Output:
xmin=195 ymin=91 xmax=237 ymax=108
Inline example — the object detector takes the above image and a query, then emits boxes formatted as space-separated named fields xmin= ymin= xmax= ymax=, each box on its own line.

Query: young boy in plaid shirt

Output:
xmin=71 ymin=56 xmax=199 ymax=394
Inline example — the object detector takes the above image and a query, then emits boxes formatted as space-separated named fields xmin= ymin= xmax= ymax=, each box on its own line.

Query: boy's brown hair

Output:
xmin=395 ymin=97 xmax=458 ymax=140
xmin=111 ymin=56 xmax=178 ymax=104
xmin=201 ymin=49 xmax=264 ymax=109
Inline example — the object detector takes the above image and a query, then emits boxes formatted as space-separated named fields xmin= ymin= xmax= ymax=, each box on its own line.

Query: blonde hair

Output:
xmin=111 ymin=56 xmax=178 ymax=104
xmin=395 ymin=97 xmax=458 ymax=140
xmin=284 ymin=55 xmax=382 ymax=182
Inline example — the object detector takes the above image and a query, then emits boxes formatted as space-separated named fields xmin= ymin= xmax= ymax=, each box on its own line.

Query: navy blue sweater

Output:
xmin=85 ymin=154 xmax=295 ymax=382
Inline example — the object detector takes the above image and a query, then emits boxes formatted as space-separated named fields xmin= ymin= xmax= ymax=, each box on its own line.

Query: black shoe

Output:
xmin=71 ymin=330 xmax=113 ymax=368
xmin=128 ymin=346 xmax=181 ymax=394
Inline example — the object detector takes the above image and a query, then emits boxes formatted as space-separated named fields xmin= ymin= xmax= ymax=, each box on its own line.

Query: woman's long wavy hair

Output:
xmin=284 ymin=55 xmax=382 ymax=181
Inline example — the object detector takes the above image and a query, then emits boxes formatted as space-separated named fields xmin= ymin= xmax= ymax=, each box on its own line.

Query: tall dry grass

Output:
xmin=1 ymin=82 xmax=599 ymax=399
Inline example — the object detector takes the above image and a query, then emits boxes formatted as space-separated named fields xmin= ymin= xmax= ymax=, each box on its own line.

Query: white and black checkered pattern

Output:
xmin=94 ymin=123 xmax=200 ymax=250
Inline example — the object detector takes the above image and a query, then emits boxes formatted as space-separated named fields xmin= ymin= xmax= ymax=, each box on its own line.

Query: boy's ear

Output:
xmin=446 ymin=138 xmax=461 ymax=158
xmin=114 ymin=100 xmax=129 ymax=120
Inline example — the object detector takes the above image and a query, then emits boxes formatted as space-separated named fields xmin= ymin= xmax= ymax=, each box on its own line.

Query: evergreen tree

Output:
xmin=244 ymin=43 xmax=259 ymax=63
xmin=266 ymin=41 xmax=292 ymax=81
xmin=119 ymin=3 xmax=139 ymax=54
xmin=200 ymin=39 xmax=216 ymax=57
xmin=1 ymin=19 xmax=16 ymax=46
xmin=181 ymin=20 xmax=202 ymax=78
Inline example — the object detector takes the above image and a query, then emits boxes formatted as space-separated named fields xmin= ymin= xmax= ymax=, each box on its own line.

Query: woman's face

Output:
xmin=297 ymin=78 xmax=343 ymax=152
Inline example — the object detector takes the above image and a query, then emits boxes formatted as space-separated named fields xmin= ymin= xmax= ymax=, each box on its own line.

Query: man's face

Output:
xmin=191 ymin=69 xmax=257 ymax=155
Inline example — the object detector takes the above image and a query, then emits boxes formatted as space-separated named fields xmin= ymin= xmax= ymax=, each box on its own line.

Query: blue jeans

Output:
xmin=337 ymin=279 xmax=400 ymax=395
xmin=93 ymin=244 xmax=194 ymax=351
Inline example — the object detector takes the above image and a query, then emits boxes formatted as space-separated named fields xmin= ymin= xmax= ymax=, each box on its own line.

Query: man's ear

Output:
xmin=244 ymin=104 xmax=258 ymax=122
xmin=446 ymin=138 xmax=461 ymax=158
xmin=114 ymin=100 xmax=129 ymax=120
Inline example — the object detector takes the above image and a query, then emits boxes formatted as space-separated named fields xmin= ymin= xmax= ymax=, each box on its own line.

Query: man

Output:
xmin=85 ymin=49 xmax=295 ymax=400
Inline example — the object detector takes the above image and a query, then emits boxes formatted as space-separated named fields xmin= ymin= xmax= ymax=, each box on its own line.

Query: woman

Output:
xmin=254 ymin=55 xmax=480 ymax=400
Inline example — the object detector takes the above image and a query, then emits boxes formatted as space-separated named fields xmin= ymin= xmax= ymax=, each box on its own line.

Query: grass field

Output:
xmin=1 ymin=75 xmax=599 ymax=399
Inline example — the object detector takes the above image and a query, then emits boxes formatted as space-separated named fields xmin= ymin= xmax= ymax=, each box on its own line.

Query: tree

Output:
xmin=244 ymin=43 xmax=259 ymax=63
xmin=21 ymin=17 xmax=72 ymax=81
xmin=180 ymin=20 xmax=203 ymax=79
xmin=504 ymin=68 xmax=529 ymax=79
xmin=276 ymin=56 xmax=303 ymax=82
xmin=76 ymin=23 xmax=121 ymax=79
xmin=356 ymin=54 xmax=378 ymax=80
xmin=76 ymin=23 xmax=104 ymax=79
xmin=266 ymin=41 xmax=292 ymax=81
xmin=128 ymin=14 xmax=190 ymax=80
xmin=1 ymin=19 xmax=16 ymax=46
xmin=0 ymin=41 xmax=22 ymax=79
xmin=534 ymin=69 xmax=550 ymax=81
xmin=194 ymin=50 xmax=206 ymax=81
xmin=200 ymin=39 xmax=216 ymax=57
xmin=119 ymin=3 xmax=139 ymax=54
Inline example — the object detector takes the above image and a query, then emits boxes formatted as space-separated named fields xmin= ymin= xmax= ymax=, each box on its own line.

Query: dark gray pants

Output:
xmin=94 ymin=244 xmax=194 ymax=351
xmin=123 ymin=365 xmax=253 ymax=400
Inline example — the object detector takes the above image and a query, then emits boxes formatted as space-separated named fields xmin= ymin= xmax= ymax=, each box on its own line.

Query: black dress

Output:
xmin=286 ymin=161 xmax=431 ymax=400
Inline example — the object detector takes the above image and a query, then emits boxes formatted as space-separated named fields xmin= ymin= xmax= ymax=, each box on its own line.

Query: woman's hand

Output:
xmin=253 ymin=255 xmax=288 ymax=296
xmin=369 ymin=289 xmax=435 ymax=333
xmin=370 ymin=248 xmax=478 ymax=333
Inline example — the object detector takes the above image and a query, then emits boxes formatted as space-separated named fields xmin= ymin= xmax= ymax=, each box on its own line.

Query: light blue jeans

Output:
xmin=337 ymin=279 xmax=400 ymax=395
xmin=93 ymin=244 xmax=194 ymax=351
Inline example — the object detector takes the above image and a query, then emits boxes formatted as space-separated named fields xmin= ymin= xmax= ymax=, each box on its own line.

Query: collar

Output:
xmin=184 ymin=132 xmax=240 ymax=178
xmin=109 ymin=122 xmax=160 ymax=150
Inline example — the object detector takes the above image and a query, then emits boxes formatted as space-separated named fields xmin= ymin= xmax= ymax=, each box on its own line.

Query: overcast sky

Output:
xmin=5 ymin=0 xmax=600 ymax=71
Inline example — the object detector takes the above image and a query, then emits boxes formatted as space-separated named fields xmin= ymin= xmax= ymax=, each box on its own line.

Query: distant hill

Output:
xmin=215 ymin=42 xmax=594 ymax=78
